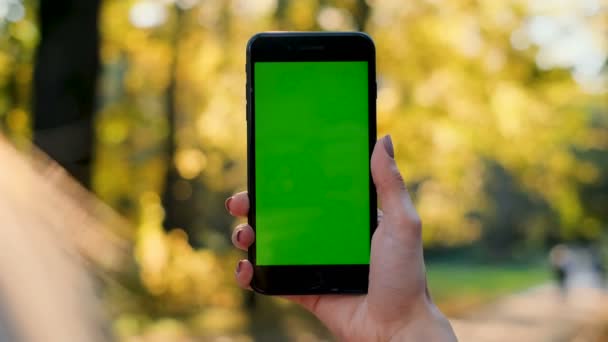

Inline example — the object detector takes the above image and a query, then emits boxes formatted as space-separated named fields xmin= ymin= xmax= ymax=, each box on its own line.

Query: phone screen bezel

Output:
xmin=246 ymin=32 xmax=377 ymax=295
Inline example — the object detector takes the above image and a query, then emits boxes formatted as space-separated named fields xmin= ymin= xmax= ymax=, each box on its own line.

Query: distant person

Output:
xmin=591 ymin=248 xmax=606 ymax=288
xmin=227 ymin=137 xmax=458 ymax=341
xmin=549 ymin=244 xmax=572 ymax=294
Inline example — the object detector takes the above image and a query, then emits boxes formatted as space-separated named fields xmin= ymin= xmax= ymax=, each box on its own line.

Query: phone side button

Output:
xmin=375 ymin=80 xmax=378 ymax=99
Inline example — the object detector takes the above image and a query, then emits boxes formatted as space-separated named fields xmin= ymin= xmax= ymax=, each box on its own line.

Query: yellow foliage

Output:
xmin=6 ymin=108 xmax=29 ymax=133
xmin=0 ymin=0 xmax=606 ymax=338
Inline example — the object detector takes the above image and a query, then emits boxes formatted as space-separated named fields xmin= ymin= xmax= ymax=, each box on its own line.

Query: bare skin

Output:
xmin=226 ymin=135 xmax=457 ymax=341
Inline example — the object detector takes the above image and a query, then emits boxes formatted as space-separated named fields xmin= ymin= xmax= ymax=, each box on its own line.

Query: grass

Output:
xmin=427 ymin=261 xmax=550 ymax=316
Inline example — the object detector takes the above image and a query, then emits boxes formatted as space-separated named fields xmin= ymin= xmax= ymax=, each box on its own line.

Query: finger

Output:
xmin=231 ymin=224 xmax=255 ymax=251
xmin=225 ymin=191 xmax=249 ymax=217
xmin=371 ymin=135 xmax=421 ymax=241
xmin=235 ymin=259 xmax=253 ymax=290
xmin=378 ymin=208 xmax=383 ymax=225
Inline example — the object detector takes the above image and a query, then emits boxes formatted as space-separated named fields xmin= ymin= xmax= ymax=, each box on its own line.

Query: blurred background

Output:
xmin=0 ymin=0 xmax=607 ymax=341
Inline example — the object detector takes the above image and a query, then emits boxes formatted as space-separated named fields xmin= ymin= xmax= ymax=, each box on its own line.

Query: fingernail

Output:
xmin=383 ymin=135 xmax=394 ymax=158
xmin=236 ymin=260 xmax=243 ymax=274
xmin=236 ymin=229 xmax=242 ymax=243
xmin=225 ymin=197 xmax=233 ymax=213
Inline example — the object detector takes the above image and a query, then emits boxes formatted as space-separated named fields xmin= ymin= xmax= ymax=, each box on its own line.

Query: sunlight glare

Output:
xmin=0 ymin=0 xmax=24 ymax=22
xmin=175 ymin=148 xmax=207 ymax=180
xmin=231 ymin=0 xmax=277 ymax=18
xmin=318 ymin=6 xmax=353 ymax=31
xmin=129 ymin=1 xmax=167 ymax=29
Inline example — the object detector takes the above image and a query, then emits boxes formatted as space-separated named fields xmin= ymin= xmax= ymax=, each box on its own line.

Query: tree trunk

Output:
xmin=32 ymin=0 xmax=101 ymax=188
xmin=161 ymin=7 xmax=194 ymax=237
xmin=354 ymin=0 xmax=370 ymax=31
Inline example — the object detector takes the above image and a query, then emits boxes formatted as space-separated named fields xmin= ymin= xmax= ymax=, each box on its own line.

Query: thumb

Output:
xmin=368 ymin=135 xmax=428 ymax=322
xmin=371 ymin=135 xmax=421 ymax=241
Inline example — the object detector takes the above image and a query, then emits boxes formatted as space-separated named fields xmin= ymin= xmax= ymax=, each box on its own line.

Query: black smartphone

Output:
xmin=246 ymin=32 xmax=377 ymax=295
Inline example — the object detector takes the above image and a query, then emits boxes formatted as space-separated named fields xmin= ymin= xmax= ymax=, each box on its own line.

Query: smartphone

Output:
xmin=246 ymin=32 xmax=377 ymax=295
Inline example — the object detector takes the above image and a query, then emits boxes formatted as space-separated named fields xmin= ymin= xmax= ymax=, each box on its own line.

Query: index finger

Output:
xmin=225 ymin=191 xmax=249 ymax=217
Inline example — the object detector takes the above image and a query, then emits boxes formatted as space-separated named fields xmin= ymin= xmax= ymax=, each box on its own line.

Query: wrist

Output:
xmin=389 ymin=304 xmax=457 ymax=342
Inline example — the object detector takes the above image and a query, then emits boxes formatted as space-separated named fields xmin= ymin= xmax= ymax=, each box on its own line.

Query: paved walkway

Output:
xmin=0 ymin=138 xmax=129 ymax=342
xmin=451 ymin=252 xmax=608 ymax=342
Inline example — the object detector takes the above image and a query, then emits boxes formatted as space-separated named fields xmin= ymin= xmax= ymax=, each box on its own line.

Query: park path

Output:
xmin=0 ymin=138 xmax=129 ymax=342
xmin=450 ymin=251 xmax=608 ymax=342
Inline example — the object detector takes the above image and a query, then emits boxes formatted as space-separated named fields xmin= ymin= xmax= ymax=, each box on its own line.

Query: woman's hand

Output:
xmin=226 ymin=136 xmax=457 ymax=341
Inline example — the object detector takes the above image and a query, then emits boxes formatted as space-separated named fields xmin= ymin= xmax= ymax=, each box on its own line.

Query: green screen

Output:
xmin=254 ymin=61 xmax=370 ymax=266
